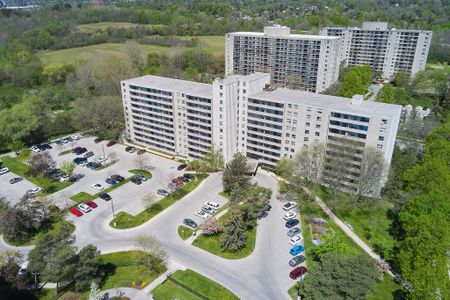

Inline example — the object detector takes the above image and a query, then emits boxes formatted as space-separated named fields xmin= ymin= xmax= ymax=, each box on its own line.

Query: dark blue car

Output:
xmin=105 ymin=178 xmax=117 ymax=185
xmin=73 ymin=157 xmax=87 ymax=164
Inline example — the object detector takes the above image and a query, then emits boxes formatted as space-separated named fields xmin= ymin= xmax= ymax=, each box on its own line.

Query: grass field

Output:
xmin=37 ymin=36 xmax=224 ymax=65
xmin=152 ymin=269 xmax=238 ymax=300
xmin=110 ymin=174 xmax=207 ymax=229
xmin=77 ymin=22 xmax=168 ymax=33
xmin=192 ymin=211 xmax=257 ymax=259
xmin=178 ymin=225 xmax=194 ymax=240
xmin=427 ymin=63 xmax=450 ymax=74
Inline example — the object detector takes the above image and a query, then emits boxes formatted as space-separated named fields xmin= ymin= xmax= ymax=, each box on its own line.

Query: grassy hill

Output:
xmin=77 ymin=22 xmax=168 ymax=32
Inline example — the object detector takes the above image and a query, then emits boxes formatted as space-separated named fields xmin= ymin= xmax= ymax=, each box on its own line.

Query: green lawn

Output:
xmin=192 ymin=211 xmax=257 ymax=259
xmin=2 ymin=155 xmax=74 ymax=194
xmin=427 ymin=63 xmax=450 ymax=74
xmin=177 ymin=35 xmax=225 ymax=56
xmin=100 ymin=250 xmax=166 ymax=290
xmin=366 ymin=276 xmax=404 ymax=300
xmin=152 ymin=269 xmax=238 ymax=300
xmin=178 ymin=225 xmax=193 ymax=240
xmin=110 ymin=174 xmax=207 ymax=229
xmin=70 ymin=169 xmax=152 ymax=203
xmin=77 ymin=22 xmax=168 ymax=32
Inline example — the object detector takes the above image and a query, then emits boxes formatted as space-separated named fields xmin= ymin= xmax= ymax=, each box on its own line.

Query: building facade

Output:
xmin=320 ymin=22 xmax=432 ymax=78
xmin=121 ymin=73 xmax=401 ymax=196
xmin=225 ymin=26 xmax=342 ymax=93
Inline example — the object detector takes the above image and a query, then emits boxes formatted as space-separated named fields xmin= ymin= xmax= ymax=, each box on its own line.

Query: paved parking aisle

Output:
xmin=0 ymin=172 xmax=36 ymax=206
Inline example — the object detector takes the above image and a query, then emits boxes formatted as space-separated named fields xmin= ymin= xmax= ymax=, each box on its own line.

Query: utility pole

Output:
xmin=111 ymin=197 xmax=115 ymax=218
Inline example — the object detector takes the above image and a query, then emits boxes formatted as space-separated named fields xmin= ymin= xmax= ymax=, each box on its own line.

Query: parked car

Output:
xmin=79 ymin=160 xmax=88 ymax=167
xmin=105 ymin=178 xmax=117 ymax=185
xmin=83 ymin=151 xmax=94 ymax=158
xmin=183 ymin=173 xmax=194 ymax=180
xmin=87 ymin=162 xmax=101 ymax=170
xmin=74 ymin=148 xmax=88 ymax=155
xmin=289 ymin=245 xmax=305 ymax=256
xmin=172 ymin=178 xmax=184 ymax=186
xmin=289 ymin=235 xmax=304 ymax=246
xmin=70 ymin=208 xmax=83 ymax=217
xmin=94 ymin=137 xmax=103 ymax=143
xmin=168 ymin=183 xmax=178 ymax=190
xmin=69 ymin=173 xmax=85 ymax=182
xmin=201 ymin=205 xmax=215 ymax=214
xmin=0 ymin=167 xmax=10 ymax=175
xmin=71 ymin=135 xmax=79 ymax=140
xmin=30 ymin=146 xmax=41 ymax=153
xmin=289 ymin=266 xmax=307 ymax=279
xmin=283 ymin=201 xmax=298 ymax=211
xmin=135 ymin=174 xmax=147 ymax=181
xmin=27 ymin=187 xmax=43 ymax=196
xmin=111 ymin=174 xmax=125 ymax=182
xmin=85 ymin=201 xmax=98 ymax=209
xmin=73 ymin=157 xmax=88 ymax=165
xmin=284 ymin=211 xmax=297 ymax=220
xmin=92 ymin=184 xmax=104 ymax=191
xmin=178 ymin=175 xmax=189 ymax=183
xmin=106 ymin=141 xmax=117 ymax=147
xmin=137 ymin=149 xmax=146 ymax=155
xmin=55 ymin=139 xmax=64 ymax=145
xmin=99 ymin=193 xmax=111 ymax=201
xmin=98 ymin=156 xmax=108 ymax=164
xmin=177 ymin=163 xmax=187 ymax=170
xmin=286 ymin=219 xmax=300 ymax=228
xmin=77 ymin=203 xmax=92 ymax=213
xmin=194 ymin=210 xmax=210 ymax=219
xmin=157 ymin=189 xmax=170 ymax=196
xmin=60 ymin=175 xmax=71 ymax=182
xmin=131 ymin=177 xmax=142 ymax=185
xmin=71 ymin=147 xmax=82 ymax=153
xmin=287 ymin=227 xmax=301 ymax=237
xmin=204 ymin=201 xmax=220 ymax=210
xmin=9 ymin=177 xmax=23 ymax=184
xmin=289 ymin=255 xmax=306 ymax=267
xmin=125 ymin=146 xmax=137 ymax=153
xmin=183 ymin=218 xmax=198 ymax=229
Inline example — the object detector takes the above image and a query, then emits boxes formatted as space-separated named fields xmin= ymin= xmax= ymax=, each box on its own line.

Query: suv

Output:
xmin=289 ymin=266 xmax=307 ymax=279
xmin=73 ymin=157 xmax=87 ymax=165
xmin=285 ymin=219 xmax=300 ymax=228
xmin=105 ymin=178 xmax=117 ymax=185
xmin=135 ymin=174 xmax=147 ymax=181
xmin=183 ymin=173 xmax=194 ymax=180
xmin=99 ymin=193 xmax=111 ymax=201
xmin=77 ymin=203 xmax=92 ymax=213
xmin=74 ymin=147 xmax=87 ymax=155
xmin=111 ymin=174 xmax=125 ymax=182
xmin=183 ymin=218 xmax=198 ymax=229
xmin=131 ymin=176 xmax=142 ymax=185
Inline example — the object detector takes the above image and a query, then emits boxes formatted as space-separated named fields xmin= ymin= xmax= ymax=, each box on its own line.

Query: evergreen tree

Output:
xmin=220 ymin=208 xmax=246 ymax=251
xmin=222 ymin=152 xmax=250 ymax=193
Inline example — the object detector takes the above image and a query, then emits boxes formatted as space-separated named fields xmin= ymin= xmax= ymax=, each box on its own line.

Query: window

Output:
xmin=381 ymin=119 xmax=388 ymax=125
xmin=377 ymin=144 xmax=383 ymax=149
xmin=306 ymin=122 xmax=310 ymax=127
xmin=378 ymin=136 xmax=384 ymax=141
xmin=220 ymin=93 xmax=223 ymax=97
xmin=285 ymin=147 xmax=289 ymax=151
xmin=316 ymin=124 xmax=321 ymax=129
xmin=291 ymin=149 xmax=295 ymax=152
xmin=220 ymin=85 xmax=223 ymax=90
xmin=315 ymin=132 xmax=320 ymax=137
xmin=317 ymin=116 xmax=322 ymax=121
xmin=292 ymin=127 xmax=296 ymax=131
xmin=306 ymin=114 xmax=311 ymax=119
xmin=287 ymin=126 xmax=291 ymax=130
xmin=307 ymin=107 xmax=312 ymax=112
xmin=291 ymin=141 xmax=295 ymax=145
xmin=380 ymin=128 xmax=386 ymax=133
xmin=286 ymin=133 xmax=290 ymax=137
xmin=305 ymin=130 xmax=310 ymax=134
xmin=293 ymin=119 xmax=297 ymax=124
xmin=287 ymin=119 xmax=291 ymax=123
xmin=318 ymin=108 xmax=323 ymax=114
xmin=304 ymin=137 xmax=309 ymax=142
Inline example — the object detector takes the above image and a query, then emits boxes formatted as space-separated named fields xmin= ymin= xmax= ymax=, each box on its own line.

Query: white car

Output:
xmin=92 ymin=184 xmax=104 ymax=191
xmin=60 ymin=175 xmax=70 ymax=182
xmin=289 ymin=235 xmax=304 ymax=246
xmin=283 ymin=211 xmax=297 ymax=220
xmin=0 ymin=167 xmax=10 ymax=175
xmin=283 ymin=201 xmax=298 ymax=211
xmin=27 ymin=187 xmax=43 ymax=196
xmin=98 ymin=156 xmax=108 ymax=163
xmin=77 ymin=203 xmax=92 ymax=213
xmin=30 ymin=146 xmax=41 ymax=153
xmin=71 ymin=135 xmax=79 ymax=140
xmin=194 ymin=209 xmax=210 ymax=219
xmin=204 ymin=201 xmax=220 ymax=210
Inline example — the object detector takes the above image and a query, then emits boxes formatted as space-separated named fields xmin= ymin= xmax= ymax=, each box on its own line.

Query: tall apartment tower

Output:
xmin=121 ymin=73 xmax=401 ymax=196
xmin=320 ymin=22 xmax=432 ymax=78
xmin=225 ymin=25 xmax=342 ymax=93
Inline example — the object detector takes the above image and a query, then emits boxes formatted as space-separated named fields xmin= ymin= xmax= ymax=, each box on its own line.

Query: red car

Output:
xmin=106 ymin=140 xmax=117 ymax=147
xmin=70 ymin=207 xmax=83 ymax=217
xmin=289 ymin=266 xmax=307 ymax=280
xmin=71 ymin=147 xmax=82 ymax=153
xmin=85 ymin=201 xmax=98 ymax=209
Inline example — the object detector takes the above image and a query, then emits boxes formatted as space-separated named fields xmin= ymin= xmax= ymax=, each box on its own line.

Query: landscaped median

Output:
xmin=70 ymin=169 xmax=152 ymax=203
xmin=110 ymin=174 xmax=208 ymax=229
xmin=152 ymin=269 xmax=238 ymax=300
xmin=2 ymin=154 xmax=73 ymax=193
xmin=178 ymin=225 xmax=194 ymax=240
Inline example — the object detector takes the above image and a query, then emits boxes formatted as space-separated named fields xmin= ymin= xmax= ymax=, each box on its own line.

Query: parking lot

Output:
xmin=0 ymin=171 xmax=36 ymax=206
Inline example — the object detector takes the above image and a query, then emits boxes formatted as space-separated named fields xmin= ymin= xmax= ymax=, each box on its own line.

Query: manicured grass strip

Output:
xmin=110 ymin=174 xmax=208 ymax=229
xmin=94 ymin=160 xmax=117 ymax=171
xmin=58 ymin=149 xmax=74 ymax=156
xmin=366 ymin=275 xmax=404 ymax=300
xmin=100 ymin=250 xmax=166 ymax=290
xmin=2 ymin=155 xmax=73 ymax=193
xmin=152 ymin=269 xmax=238 ymax=300
xmin=178 ymin=225 xmax=193 ymax=240
xmin=70 ymin=169 xmax=152 ymax=203
xmin=192 ymin=212 xmax=256 ymax=259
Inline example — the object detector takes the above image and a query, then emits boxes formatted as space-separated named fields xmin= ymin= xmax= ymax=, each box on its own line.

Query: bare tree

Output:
xmin=290 ymin=143 xmax=326 ymax=189
xmin=200 ymin=217 xmax=222 ymax=236
xmin=29 ymin=152 xmax=56 ymax=177
xmin=134 ymin=155 xmax=150 ymax=171
xmin=135 ymin=235 xmax=167 ymax=275
xmin=355 ymin=148 xmax=385 ymax=199
xmin=285 ymin=74 xmax=305 ymax=90
xmin=322 ymin=154 xmax=348 ymax=203
xmin=142 ymin=193 xmax=157 ymax=209
xmin=125 ymin=41 xmax=144 ymax=71
xmin=107 ymin=151 xmax=117 ymax=162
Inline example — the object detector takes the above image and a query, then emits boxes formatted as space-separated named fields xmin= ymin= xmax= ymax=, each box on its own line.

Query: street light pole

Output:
xmin=111 ymin=198 xmax=115 ymax=217
xmin=102 ymin=144 xmax=106 ymax=158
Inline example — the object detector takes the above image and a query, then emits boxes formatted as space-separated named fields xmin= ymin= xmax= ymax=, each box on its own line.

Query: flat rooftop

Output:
xmin=122 ymin=75 xmax=213 ymax=98
xmin=251 ymin=88 xmax=402 ymax=118
xmin=228 ymin=31 xmax=340 ymax=40
xmin=323 ymin=26 xmax=432 ymax=33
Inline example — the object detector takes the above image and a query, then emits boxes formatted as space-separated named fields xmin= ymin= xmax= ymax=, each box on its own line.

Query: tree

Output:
xmin=314 ymin=232 xmax=357 ymax=261
xmin=142 ymin=193 xmax=156 ymax=209
xmin=298 ymin=253 xmax=378 ymax=300
xmin=239 ymin=185 xmax=272 ymax=228
xmin=338 ymin=65 xmax=372 ymax=98
xmin=89 ymin=281 xmax=101 ymax=300
xmin=73 ymin=245 xmax=103 ymax=291
xmin=222 ymin=152 xmax=251 ymax=193
xmin=355 ymin=148 xmax=385 ymax=199
xmin=198 ymin=146 xmax=224 ymax=172
xmin=0 ymin=250 xmax=27 ymax=289
xmin=285 ymin=74 xmax=305 ymax=90
xmin=397 ymin=192 xmax=449 ymax=300
xmin=134 ymin=154 xmax=150 ymax=171
xmin=125 ymin=41 xmax=144 ymax=72
xmin=21 ymin=29 xmax=54 ymax=50
xmin=220 ymin=207 xmax=246 ymax=251
xmin=42 ymin=63 xmax=67 ymax=85
xmin=135 ymin=235 xmax=167 ymax=275
xmin=60 ymin=160 xmax=76 ymax=177
xmin=376 ymin=83 xmax=395 ymax=103
xmin=28 ymin=152 xmax=56 ymax=177
xmin=289 ymin=143 xmax=326 ymax=189
xmin=200 ymin=217 xmax=222 ymax=236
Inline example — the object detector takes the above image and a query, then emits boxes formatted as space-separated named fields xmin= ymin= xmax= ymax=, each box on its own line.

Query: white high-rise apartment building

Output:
xmin=225 ymin=25 xmax=342 ymax=93
xmin=320 ymin=22 xmax=432 ymax=78
xmin=121 ymin=73 xmax=401 ymax=196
